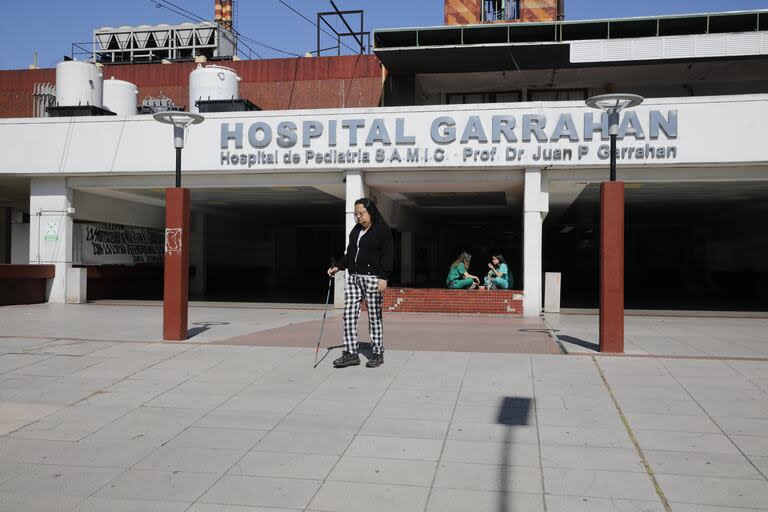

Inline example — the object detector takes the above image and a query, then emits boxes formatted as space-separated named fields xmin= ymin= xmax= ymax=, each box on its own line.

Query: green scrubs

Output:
xmin=446 ymin=262 xmax=474 ymax=289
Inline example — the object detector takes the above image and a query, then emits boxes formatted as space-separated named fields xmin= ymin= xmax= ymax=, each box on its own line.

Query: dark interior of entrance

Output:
xmin=203 ymin=194 xmax=345 ymax=304
xmin=544 ymin=181 xmax=768 ymax=311
xmin=393 ymin=191 xmax=523 ymax=289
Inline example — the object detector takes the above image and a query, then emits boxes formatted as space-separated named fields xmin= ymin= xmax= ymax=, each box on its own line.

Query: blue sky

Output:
xmin=1 ymin=0 xmax=767 ymax=70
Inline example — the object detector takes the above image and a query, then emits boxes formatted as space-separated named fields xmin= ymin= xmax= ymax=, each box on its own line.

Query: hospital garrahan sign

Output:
xmin=218 ymin=109 xmax=678 ymax=169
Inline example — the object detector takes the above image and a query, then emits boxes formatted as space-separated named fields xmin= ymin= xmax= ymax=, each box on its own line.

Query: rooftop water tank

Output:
xmin=103 ymin=77 xmax=138 ymax=115
xmin=55 ymin=60 xmax=103 ymax=108
xmin=189 ymin=64 xmax=240 ymax=113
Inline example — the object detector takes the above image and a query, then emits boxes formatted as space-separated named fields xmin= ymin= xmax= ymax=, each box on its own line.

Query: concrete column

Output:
xmin=29 ymin=178 xmax=74 ymax=303
xmin=522 ymin=167 xmax=548 ymax=318
xmin=401 ymin=231 xmax=414 ymax=285
xmin=335 ymin=170 xmax=367 ymax=307
xmin=189 ymin=211 xmax=206 ymax=298
xmin=344 ymin=170 xmax=365 ymax=239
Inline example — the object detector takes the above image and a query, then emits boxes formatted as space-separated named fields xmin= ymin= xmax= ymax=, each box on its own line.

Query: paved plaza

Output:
xmin=0 ymin=302 xmax=766 ymax=511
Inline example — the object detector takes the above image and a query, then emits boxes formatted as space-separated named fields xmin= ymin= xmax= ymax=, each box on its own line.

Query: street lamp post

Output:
xmin=153 ymin=111 xmax=204 ymax=341
xmin=585 ymin=93 xmax=643 ymax=353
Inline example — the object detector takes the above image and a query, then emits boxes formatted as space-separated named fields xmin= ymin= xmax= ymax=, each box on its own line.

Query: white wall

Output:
xmin=73 ymin=190 xmax=164 ymax=229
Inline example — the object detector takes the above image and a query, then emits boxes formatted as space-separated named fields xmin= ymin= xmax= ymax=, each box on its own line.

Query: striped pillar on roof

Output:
xmin=444 ymin=0 xmax=481 ymax=25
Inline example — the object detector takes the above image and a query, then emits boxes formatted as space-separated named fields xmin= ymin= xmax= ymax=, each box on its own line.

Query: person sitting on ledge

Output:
xmin=484 ymin=253 xmax=511 ymax=290
xmin=446 ymin=251 xmax=480 ymax=289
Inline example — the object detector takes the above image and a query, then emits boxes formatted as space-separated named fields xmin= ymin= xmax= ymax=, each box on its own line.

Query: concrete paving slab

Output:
xmin=33 ymin=340 xmax=118 ymax=356
xmin=656 ymin=473 xmax=768 ymax=508
xmin=370 ymin=401 xmax=454 ymax=422
xmin=441 ymin=439 xmax=541 ymax=467
xmin=193 ymin=410 xmax=283 ymax=431
xmin=255 ymin=429 xmax=355 ymax=455
xmin=0 ymin=464 xmax=122 ymax=497
xmin=670 ymin=504 xmax=768 ymax=512
xmin=622 ymin=412 xmax=721 ymax=433
xmin=231 ymin=451 xmax=339 ymax=480
xmin=135 ymin=445 xmax=245 ymax=474
xmin=200 ymin=475 xmax=322 ymax=509
xmin=645 ymin=449 xmax=765 ymax=479
xmin=447 ymin=421 xmax=539 ymax=444
xmin=751 ymin=456 xmax=768 ymax=476
xmin=43 ymin=440 xmax=159 ymax=468
xmin=345 ymin=435 xmax=444 ymax=461
xmin=732 ymin=435 xmax=768 ymax=457
xmin=0 ymin=461 xmax=32 ymax=486
xmin=0 ymin=353 xmax=51 ymax=375
xmin=632 ymin=429 xmax=741 ymax=455
xmin=0 ymin=491 xmax=83 ymax=512
xmin=275 ymin=412 xmax=378 ymax=435
xmin=543 ymin=468 xmax=659 ymax=501
xmin=9 ymin=404 xmax=132 ymax=441
xmin=6 ymin=356 xmax=103 ymax=378
xmin=433 ymin=461 xmax=543 ymax=493
xmin=72 ymin=497 xmax=191 ymax=512
xmin=189 ymin=505 xmax=300 ymax=512
xmin=545 ymin=495 xmax=665 ymax=512
xmin=308 ymin=481 xmax=430 ymax=512
xmin=0 ymin=338 xmax=56 ymax=353
xmin=327 ymin=456 xmax=437 ymax=487
xmin=539 ymin=445 xmax=645 ymax=472
xmin=163 ymin=427 xmax=268 ymax=451
xmin=535 ymin=408 xmax=625 ymax=429
xmin=80 ymin=406 xmax=207 ymax=445
xmin=360 ymin=417 xmax=449 ymax=440
xmin=95 ymin=469 xmax=220 ymax=502
xmin=538 ymin=425 xmax=633 ymax=448
xmin=424 ymin=488 xmax=544 ymax=512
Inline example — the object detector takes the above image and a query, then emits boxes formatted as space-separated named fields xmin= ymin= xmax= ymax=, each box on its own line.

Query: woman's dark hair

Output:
xmin=491 ymin=253 xmax=507 ymax=267
xmin=451 ymin=251 xmax=472 ymax=269
xmin=354 ymin=197 xmax=382 ymax=224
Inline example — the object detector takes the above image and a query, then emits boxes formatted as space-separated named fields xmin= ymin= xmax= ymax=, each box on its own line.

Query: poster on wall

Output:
xmin=43 ymin=221 xmax=59 ymax=242
xmin=74 ymin=223 xmax=164 ymax=265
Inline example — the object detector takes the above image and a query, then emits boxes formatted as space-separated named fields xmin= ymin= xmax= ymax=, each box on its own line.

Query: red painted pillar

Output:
xmin=600 ymin=182 xmax=624 ymax=353
xmin=163 ymin=188 xmax=190 ymax=341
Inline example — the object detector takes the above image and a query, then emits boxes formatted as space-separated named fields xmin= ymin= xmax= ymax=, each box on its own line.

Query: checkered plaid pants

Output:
xmin=343 ymin=273 xmax=384 ymax=355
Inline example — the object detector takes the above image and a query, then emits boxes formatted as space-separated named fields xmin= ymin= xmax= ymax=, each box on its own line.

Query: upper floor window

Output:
xmin=482 ymin=0 xmax=520 ymax=22
xmin=528 ymin=89 xmax=587 ymax=101
xmin=446 ymin=91 xmax=522 ymax=104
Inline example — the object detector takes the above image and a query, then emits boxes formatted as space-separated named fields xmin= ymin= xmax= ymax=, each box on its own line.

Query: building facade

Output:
xmin=1 ymin=3 xmax=767 ymax=314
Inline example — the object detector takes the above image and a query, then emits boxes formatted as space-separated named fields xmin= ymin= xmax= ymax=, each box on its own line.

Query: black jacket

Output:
xmin=337 ymin=222 xmax=393 ymax=281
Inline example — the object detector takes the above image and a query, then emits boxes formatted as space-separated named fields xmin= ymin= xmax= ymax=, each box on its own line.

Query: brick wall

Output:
xmin=363 ymin=287 xmax=523 ymax=315
xmin=0 ymin=54 xmax=382 ymax=118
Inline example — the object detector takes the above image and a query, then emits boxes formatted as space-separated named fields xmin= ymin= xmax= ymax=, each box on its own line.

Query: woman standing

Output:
xmin=327 ymin=198 xmax=393 ymax=368
xmin=445 ymin=251 xmax=480 ymax=289
xmin=485 ymin=254 xmax=511 ymax=289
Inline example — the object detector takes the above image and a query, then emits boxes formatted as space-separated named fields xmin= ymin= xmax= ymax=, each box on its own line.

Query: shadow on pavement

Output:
xmin=558 ymin=334 xmax=599 ymax=352
xmin=188 ymin=321 xmax=230 ymax=339
xmin=497 ymin=396 xmax=533 ymax=512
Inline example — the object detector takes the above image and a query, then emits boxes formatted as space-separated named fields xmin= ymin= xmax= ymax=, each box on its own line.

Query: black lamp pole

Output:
xmin=175 ymin=147 xmax=182 ymax=188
